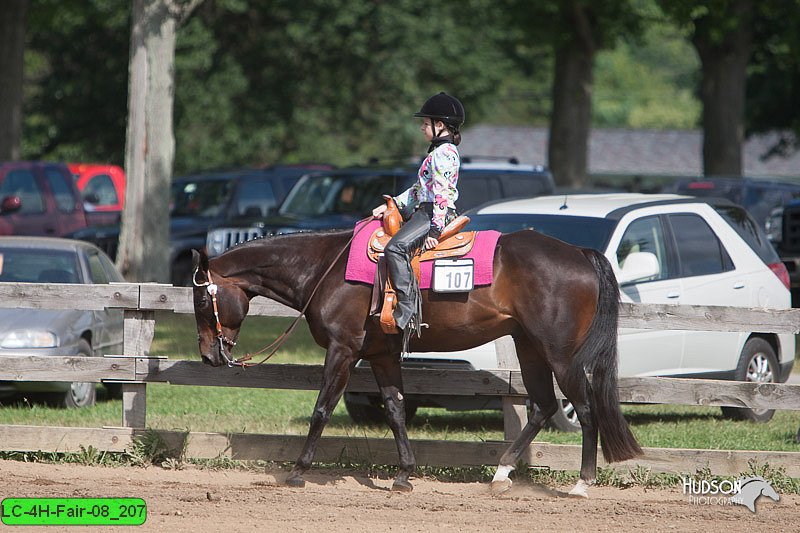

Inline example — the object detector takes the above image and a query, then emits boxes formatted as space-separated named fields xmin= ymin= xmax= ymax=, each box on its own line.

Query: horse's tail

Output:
xmin=567 ymin=248 xmax=642 ymax=463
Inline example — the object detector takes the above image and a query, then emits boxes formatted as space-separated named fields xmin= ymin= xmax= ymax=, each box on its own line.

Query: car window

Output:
xmin=712 ymin=203 xmax=780 ymax=265
xmin=467 ymin=213 xmax=616 ymax=250
xmin=0 ymin=248 xmax=79 ymax=283
xmin=83 ymin=174 xmax=119 ymax=207
xmin=616 ymin=216 xmax=670 ymax=282
xmin=87 ymin=252 xmax=110 ymax=284
xmin=456 ymin=175 xmax=502 ymax=211
xmin=170 ymin=178 xmax=233 ymax=218
xmin=44 ymin=168 xmax=77 ymax=213
xmin=234 ymin=178 xmax=276 ymax=218
xmin=1 ymin=169 xmax=45 ymax=214
xmin=499 ymin=174 xmax=551 ymax=198
xmin=280 ymin=173 xmax=403 ymax=217
xmin=668 ymin=213 xmax=734 ymax=277
xmin=98 ymin=251 xmax=124 ymax=282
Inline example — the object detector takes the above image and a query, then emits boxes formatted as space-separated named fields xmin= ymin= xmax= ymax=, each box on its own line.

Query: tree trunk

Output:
xmin=118 ymin=0 xmax=201 ymax=282
xmin=548 ymin=4 xmax=596 ymax=188
xmin=0 ymin=0 xmax=28 ymax=161
xmin=693 ymin=0 xmax=753 ymax=177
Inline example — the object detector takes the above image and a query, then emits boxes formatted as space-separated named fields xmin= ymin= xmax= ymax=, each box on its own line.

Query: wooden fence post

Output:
xmin=122 ymin=309 xmax=155 ymax=428
xmin=495 ymin=336 xmax=526 ymax=441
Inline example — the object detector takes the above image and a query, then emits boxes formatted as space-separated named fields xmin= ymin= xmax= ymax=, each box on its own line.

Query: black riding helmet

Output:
xmin=414 ymin=92 xmax=465 ymax=129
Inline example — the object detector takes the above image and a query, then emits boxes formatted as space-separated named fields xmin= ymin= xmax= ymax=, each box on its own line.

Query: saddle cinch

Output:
xmin=369 ymin=195 xmax=475 ymax=334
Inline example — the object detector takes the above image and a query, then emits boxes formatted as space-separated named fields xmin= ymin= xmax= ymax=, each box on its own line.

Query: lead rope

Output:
xmin=198 ymin=218 xmax=374 ymax=368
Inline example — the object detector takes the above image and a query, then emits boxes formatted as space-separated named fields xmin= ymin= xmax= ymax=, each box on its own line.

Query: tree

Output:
xmin=508 ymin=0 xmax=644 ymax=187
xmin=117 ymin=0 xmax=202 ymax=282
xmin=746 ymin=1 xmax=800 ymax=158
xmin=24 ymin=0 xmax=129 ymax=163
xmin=660 ymin=0 xmax=756 ymax=176
xmin=0 ymin=0 xmax=28 ymax=160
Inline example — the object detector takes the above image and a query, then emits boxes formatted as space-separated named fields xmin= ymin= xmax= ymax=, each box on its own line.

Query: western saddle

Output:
xmin=369 ymin=195 xmax=475 ymax=333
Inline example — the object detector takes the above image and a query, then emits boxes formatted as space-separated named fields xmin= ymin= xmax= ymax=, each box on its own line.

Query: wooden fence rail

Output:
xmin=0 ymin=282 xmax=798 ymax=478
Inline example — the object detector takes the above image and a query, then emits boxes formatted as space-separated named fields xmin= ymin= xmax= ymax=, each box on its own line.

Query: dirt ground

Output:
xmin=0 ymin=459 xmax=797 ymax=532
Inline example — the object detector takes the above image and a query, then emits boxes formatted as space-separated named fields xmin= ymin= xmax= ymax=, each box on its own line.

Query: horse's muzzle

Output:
xmin=200 ymin=338 xmax=227 ymax=367
xmin=201 ymin=353 xmax=223 ymax=367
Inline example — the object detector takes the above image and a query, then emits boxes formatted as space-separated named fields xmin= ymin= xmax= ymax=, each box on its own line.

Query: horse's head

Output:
xmin=191 ymin=249 xmax=250 ymax=367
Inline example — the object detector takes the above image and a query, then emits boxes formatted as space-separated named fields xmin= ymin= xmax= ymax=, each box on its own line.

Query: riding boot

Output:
xmin=385 ymin=207 xmax=431 ymax=332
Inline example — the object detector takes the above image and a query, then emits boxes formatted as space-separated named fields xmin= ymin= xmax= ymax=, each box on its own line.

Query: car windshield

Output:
xmin=0 ymin=248 xmax=80 ymax=283
xmin=170 ymin=178 xmax=234 ymax=218
xmin=280 ymin=173 xmax=406 ymax=218
xmin=467 ymin=213 xmax=617 ymax=250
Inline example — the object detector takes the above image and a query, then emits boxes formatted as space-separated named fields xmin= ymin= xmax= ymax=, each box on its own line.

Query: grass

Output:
xmin=0 ymin=311 xmax=798 ymax=458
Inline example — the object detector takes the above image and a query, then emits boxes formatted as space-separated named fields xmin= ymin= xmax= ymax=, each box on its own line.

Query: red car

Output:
xmin=0 ymin=161 xmax=89 ymax=237
xmin=68 ymin=163 xmax=126 ymax=226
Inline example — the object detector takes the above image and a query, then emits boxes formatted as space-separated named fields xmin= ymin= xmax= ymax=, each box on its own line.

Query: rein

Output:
xmin=194 ymin=219 xmax=373 ymax=368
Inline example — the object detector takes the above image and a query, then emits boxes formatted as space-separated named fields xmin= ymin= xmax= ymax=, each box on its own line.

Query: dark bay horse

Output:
xmin=190 ymin=227 xmax=642 ymax=497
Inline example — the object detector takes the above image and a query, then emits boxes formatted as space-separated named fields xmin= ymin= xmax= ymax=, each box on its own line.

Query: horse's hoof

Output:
xmin=391 ymin=479 xmax=413 ymax=493
xmin=568 ymin=479 xmax=590 ymax=498
xmin=490 ymin=479 xmax=512 ymax=494
xmin=285 ymin=476 xmax=306 ymax=488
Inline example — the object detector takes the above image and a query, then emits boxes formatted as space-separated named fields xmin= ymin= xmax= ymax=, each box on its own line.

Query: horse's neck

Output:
xmin=220 ymin=232 xmax=348 ymax=311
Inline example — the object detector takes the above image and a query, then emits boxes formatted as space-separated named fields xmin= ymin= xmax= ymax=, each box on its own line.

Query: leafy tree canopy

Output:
xmin=26 ymin=0 xmax=785 ymax=174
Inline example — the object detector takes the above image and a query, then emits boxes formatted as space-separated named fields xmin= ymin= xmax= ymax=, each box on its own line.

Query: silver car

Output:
xmin=0 ymin=237 xmax=124 ymax=407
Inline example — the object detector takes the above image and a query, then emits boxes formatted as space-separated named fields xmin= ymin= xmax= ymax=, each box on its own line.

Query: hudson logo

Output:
xmin=682 ymin=475 xmax=780 ymax=512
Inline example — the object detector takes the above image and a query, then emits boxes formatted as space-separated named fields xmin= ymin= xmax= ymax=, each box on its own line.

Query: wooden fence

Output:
xmin=0 ymin=282 xmax=798 ymax=478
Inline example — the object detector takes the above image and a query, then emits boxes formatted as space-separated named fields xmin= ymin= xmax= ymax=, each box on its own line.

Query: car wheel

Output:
xmin=343 ymin=393 xmax=417 ymax=424
xmin=47 ymin=340 xmax=97 ymax=409
xmin=720 ymin=337 xmax=778 ymax=423
xmin=546 ymin=399 xmax=581 ymax=432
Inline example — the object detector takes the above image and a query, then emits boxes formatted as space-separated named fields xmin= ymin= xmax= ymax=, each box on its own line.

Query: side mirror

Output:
xmin=619 ymin=251 xmax=660 ymax=284
xmin=0 ymin=195 xmax=22 ymax=214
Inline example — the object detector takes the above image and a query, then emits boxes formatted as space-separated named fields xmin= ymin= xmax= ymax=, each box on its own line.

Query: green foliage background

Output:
xmin=18 ymin=0 xmax=797 ymax=174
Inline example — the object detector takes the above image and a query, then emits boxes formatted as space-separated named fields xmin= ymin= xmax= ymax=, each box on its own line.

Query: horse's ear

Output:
xmin=192 ymin=249 xmax=209 ymax=273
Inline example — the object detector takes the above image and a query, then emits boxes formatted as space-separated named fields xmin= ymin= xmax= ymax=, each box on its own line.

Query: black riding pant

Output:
xmin=384 ymin=205 xmax=432 ymax=330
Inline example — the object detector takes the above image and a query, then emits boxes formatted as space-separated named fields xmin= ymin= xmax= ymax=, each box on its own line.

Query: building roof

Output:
xmin=459 ymin=126 xmax=800 ymax=178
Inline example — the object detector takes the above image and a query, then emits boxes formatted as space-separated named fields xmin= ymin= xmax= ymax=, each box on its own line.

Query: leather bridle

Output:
xmin=193 ymin=268 xmax=240 ymax=367
xmin=191 ymin=217 xmax=373 ymax=368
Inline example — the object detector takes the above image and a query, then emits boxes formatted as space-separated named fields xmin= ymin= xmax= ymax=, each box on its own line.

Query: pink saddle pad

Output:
xmin=344 ymin=219 xmax=500 ymax=289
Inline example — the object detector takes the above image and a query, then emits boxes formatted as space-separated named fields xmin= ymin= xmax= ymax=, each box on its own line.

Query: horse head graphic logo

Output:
xmin=730 ymin=476 xmax=780 ymax=513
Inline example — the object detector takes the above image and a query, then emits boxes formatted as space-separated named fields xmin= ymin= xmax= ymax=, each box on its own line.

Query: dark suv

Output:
xmin=0 ymin=161 xmax=88 ymax=237
xmin=205 ymin=159 xmax=554 ymax=256
xmin=69 ymin=165 xmax=326 ymax=285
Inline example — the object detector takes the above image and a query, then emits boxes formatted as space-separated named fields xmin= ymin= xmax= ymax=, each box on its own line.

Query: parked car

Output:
xmin=344 ymin=193 xmax=795 ymax=430
xmin=0 ymin=237 xmax=124 ymax=408
xmin=205 ymin=159 xmax=554 ymax=256
xmin=670 ymin=176 xmax=800 ymax=301
xmin=68 ymin=163 xmax=126 ymax=226
xmin=69 ymin=164 xmax=326 ymax=285
xmin=0 ymin=161 xmax=89 ymax=237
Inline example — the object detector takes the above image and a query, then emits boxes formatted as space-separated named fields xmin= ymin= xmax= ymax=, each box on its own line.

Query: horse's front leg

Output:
xmin=368 ymin=354 xmax=416 ymax=492
xmin=286 ymin=343 xmax=355 ymax=488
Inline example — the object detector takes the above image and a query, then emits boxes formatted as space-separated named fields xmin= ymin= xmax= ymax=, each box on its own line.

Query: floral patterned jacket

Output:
xmin=394 ymin=142 xmax=460 ymax=237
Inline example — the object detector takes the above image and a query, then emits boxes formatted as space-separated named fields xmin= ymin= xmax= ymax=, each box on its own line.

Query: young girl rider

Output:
xmin=372 ymin=92 xmax=465 ymax=340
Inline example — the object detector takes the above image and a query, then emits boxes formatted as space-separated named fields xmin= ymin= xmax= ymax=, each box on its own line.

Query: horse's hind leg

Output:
xmin=491 ymin=335 xmax=558 ymax=493
xmin=286 ymin=342 xmax=355 ymax=488
xmin=553 ymin=365 xmax=598 ymax=498
xmin=368 ymin=354 xmax=416 ymax=492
